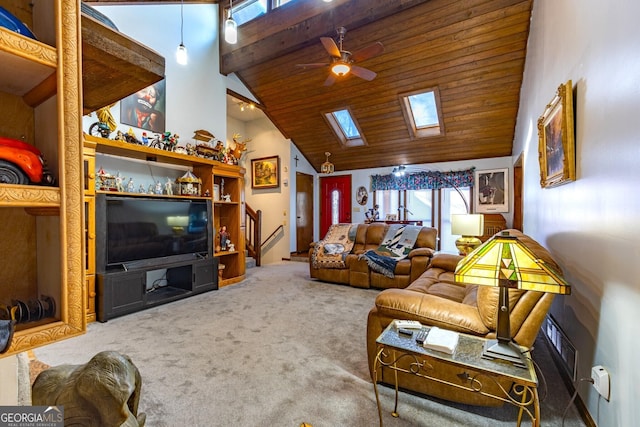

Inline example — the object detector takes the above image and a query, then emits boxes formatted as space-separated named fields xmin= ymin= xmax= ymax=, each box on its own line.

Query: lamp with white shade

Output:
xmin=451 ymin=213 xmax=484 ymax=255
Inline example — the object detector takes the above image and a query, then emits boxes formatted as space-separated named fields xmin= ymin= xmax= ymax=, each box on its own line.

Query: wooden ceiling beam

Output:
xmin=220 ymin=0 xmax=430 ymax=75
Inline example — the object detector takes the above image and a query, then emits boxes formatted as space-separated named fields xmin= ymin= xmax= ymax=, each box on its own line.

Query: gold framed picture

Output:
xmin=251 ymin=156 xmax=280 ymax=189
xmin=538 ymin=80 xmax=576 ymax=188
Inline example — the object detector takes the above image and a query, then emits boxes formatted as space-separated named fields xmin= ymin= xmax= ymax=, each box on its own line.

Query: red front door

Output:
xmin=319 ymin=175 xmax=352 ymax=238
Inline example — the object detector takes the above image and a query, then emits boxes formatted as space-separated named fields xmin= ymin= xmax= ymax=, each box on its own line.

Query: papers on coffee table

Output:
xmin=423 ymin=327 xmax=459 ymax=355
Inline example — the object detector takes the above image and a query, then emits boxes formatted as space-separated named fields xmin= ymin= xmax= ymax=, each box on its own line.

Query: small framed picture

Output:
xmin=474 ymin=168 xmax=509 ymax=213
xmin=385 ymin=214 xmax=397 ymax=221
xmin=538 ymin=80 xmax=576 ymax=188
xmin=356 ymin=186 xmax=368 ymax=205
xmin=251 ymin=156 xmax=280 ymax=189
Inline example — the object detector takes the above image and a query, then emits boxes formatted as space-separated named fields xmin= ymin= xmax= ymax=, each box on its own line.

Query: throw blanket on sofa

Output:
xmin=311 ymin=223 xmax=357 ymax=269
xmin=359 ymin=224 xmax=421 ymax=278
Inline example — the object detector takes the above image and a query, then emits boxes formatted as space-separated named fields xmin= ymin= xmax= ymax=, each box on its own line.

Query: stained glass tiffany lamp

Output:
xmin=454 ymin=231 xmax=571 ymax=367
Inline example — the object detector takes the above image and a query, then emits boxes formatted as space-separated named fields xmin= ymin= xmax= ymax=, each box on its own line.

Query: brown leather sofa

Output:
xmin=367 ymin=229 xmax=560 ymax=406
xmin=309 ymin=223 xmax=438 ymax=289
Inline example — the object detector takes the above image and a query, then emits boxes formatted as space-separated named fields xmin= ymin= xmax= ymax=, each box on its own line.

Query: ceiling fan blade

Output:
xmin=320 ymin=37 xmax=341 ymax=58
xmin=323 ymin=74 xmax=337 ymax=86
xmin=351 ymin=42 xmax=384 ymax=63
xmin=350 ymin=65 xmax=377 ymax=81
xmin=295 ymin=63 xmax=330 ymax=70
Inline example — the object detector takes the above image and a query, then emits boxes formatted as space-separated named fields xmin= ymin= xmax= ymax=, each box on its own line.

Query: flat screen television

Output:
xmin=95 ymin=195 xmax=212 ymax=270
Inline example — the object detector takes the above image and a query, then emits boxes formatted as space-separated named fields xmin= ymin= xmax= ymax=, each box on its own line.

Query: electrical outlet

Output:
xmin=591 ymin=365 xmax=610 ymax=401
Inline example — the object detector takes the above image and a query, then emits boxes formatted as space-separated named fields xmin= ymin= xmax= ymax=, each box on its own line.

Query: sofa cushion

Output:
xmin=374 ymin=288 xmax=490 ymax=335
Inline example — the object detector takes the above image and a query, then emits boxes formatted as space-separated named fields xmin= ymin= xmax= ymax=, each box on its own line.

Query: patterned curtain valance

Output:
xmin=370 ymin=168 xmax=475 ymax=191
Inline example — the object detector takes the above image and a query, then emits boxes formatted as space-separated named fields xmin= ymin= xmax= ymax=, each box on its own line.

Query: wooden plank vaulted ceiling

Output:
xmin=220 ymin=0 xmax=533 ymax=173
xmin=91 ymin=0 xmax=533 ymax=173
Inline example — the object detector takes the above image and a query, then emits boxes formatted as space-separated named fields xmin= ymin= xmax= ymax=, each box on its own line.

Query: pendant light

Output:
xmin=176 ymin=0 xmax=188 ymax=65
xmin=321 ymin=152 xmax=334 ymax=174
xmin=225 ymin=0 xmax=238 ymax=44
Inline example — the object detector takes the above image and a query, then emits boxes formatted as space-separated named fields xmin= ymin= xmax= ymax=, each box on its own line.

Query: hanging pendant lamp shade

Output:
xmin=176 ymin=43 xmax=188 ymax=65
xmin=176 ymin=0 xmax=188 ymax=65
xmin=225 ymin=0 xmax=238 ymax=44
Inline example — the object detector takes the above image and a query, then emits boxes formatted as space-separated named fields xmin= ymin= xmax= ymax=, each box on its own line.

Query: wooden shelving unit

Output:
xmin=83 ymin=134 xmax=246 ymax=318
xmin=0 ymin=0 xmax=85 ymax=356
xmin=212 ymin=163 xmax=246 ymax=287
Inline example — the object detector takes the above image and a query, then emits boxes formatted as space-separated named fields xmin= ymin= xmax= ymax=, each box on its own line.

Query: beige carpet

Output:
xmin=34 ymin=262 xmax=586 ymax=426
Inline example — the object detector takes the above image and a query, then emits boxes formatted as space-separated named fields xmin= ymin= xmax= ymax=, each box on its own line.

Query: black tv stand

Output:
xmin=97 ymin=257 xmax=218 ymax=322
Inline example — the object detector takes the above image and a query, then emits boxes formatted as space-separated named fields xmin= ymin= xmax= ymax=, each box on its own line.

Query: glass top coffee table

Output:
xmin=373 ymin=323 xmax=539 ymax=427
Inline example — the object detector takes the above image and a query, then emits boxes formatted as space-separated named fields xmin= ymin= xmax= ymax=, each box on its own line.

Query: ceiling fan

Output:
xmin=296 ymin=27 xmax=384 ymax=86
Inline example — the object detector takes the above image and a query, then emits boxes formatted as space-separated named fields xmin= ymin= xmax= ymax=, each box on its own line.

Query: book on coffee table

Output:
xmin=423 ymin=327 xmax=459 ymax=355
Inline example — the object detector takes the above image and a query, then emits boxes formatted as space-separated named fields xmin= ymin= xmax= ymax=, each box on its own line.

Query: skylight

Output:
xmin=399 ymin=88 xmax=444 ymax=139
xmin=233 ymin=0 xmax=298 ymax=26
xmin=233 ymin=0 xmax=267 ymax=26
xmin=323 ymin=108 xmax=366 ymax=147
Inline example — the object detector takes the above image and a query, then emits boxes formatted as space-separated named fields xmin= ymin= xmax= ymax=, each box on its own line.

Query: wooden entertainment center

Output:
xmin=84 ymin=135 xmax=246 ymax=322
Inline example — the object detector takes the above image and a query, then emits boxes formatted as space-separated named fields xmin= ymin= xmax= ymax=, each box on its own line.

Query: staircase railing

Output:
xmin=261 ymin=225 xmax=284 ymax=250
xmin=245 ymin=203 xmax=262 ymax=266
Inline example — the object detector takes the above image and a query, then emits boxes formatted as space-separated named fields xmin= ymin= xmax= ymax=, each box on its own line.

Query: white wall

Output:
xmin=512 ymin=1 xmax=640 ymax=425
xmin=87 ymin=4 xmax=225 ymax=141
xmin=240 ymin=117 xmax=294 ymax=264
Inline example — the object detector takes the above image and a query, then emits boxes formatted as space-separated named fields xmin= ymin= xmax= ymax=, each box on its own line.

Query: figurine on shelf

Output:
xmin=127 ymin=178 xmax=135 ymax=193
xmin=96 ymin=166 xmax=116 ymax=191
xmin=230 ymin=133 xmax=250 ymax=164
xmin=154 ymin=181 xmax=163 ymax=195
xmin=147 ymin=184 xmax=154 ymax=194
xmin=365 ymin=204 xmax=380 ymax=223
xmin=219 ymin=226 xmax=229 ymax=251
xmin=127 ymin=128 xmax=141 ymax=144
xmin=138 ymin=184 xmax=146 ymax=194
xmin=141 ymin=132 xmax=149 ymax=145
xmin=228 ymin=243 xmax=235 ymax=252
xmin=222 ymin=194 xmax=231 ymax=202
xmin=164 ymin=177 xmax=173 ymax=195
xmin=89 ymin=103 xmax=117 ymax=139
xmin=115 ymin=172 xmax=125 ymax=192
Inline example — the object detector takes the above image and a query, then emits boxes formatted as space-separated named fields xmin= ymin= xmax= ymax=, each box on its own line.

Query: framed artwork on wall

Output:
xmin=356 ymin=186 xmax=368 ymax=205
xmin=120 ymin=79 xmax=166 ymax=133
xmin=474 ymin=168 xmax=509 ymax=213
xmin=251 ymin=156 xmax=280 ymax=189
xmin=537 ymin=80 xmax=576 ymax=188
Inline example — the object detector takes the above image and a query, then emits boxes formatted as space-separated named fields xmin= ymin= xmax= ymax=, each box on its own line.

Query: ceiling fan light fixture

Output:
xmin=331 ymin=62 xmax=351 ymax=76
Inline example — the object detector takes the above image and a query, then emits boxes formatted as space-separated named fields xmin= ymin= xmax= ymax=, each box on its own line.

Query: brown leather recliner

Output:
xmin=367 ymin=229 xmax=560 ymax=406
xmin=309 ymin=223 xmax=438 ymax=289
